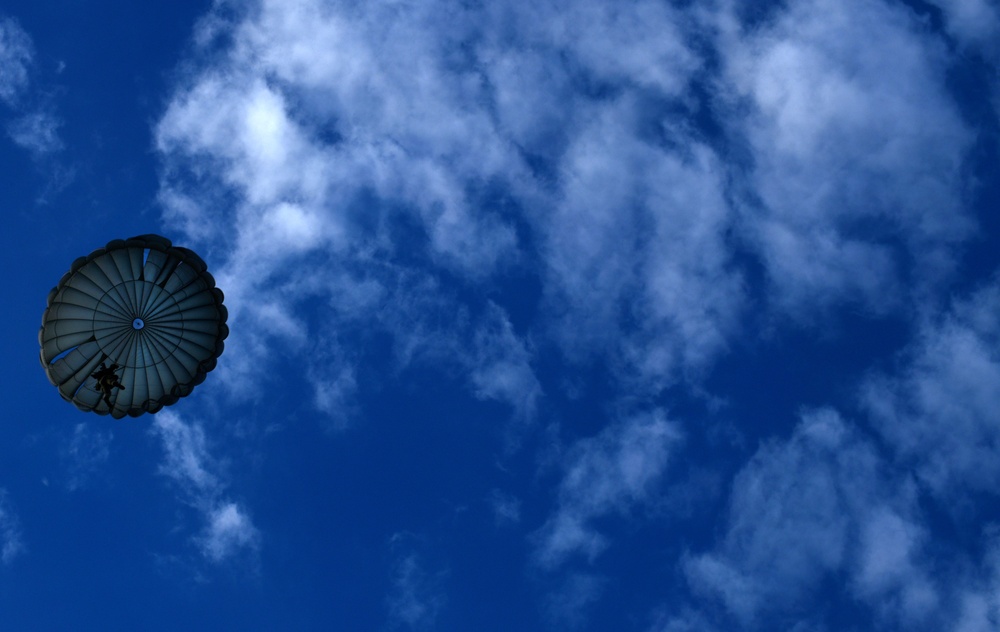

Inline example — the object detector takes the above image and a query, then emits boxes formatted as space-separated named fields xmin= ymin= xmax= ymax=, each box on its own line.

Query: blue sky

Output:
xmin=2 ymin=0 xmax=1000 ymax=629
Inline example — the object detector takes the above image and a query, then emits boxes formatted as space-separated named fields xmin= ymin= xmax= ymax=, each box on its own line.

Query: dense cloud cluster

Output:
xmin=864 ymin=278 xmax=1000 ymax=501
xmin=718 ymin=0 xmax=973 ymax=316
xmin=147 ymin=0 xmax=1000 ymax=625
xmin=156 ymin=0 xmax=744 ymax=410
xmin=2 ymin=0 xmax=995 ymax=629
xmin=157 ymin=0 xmax=979 ymax=417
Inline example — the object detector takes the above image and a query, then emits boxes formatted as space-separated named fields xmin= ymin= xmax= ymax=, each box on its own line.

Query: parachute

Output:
xmin=39 ymin=234 xmax=228 ymax=418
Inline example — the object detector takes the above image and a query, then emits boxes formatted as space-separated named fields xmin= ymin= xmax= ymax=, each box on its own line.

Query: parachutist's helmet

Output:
xmin=39 ymin=234 xmax=228 ymax=418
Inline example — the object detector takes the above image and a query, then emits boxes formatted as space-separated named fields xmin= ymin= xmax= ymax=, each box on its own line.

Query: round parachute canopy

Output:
xmin=39 ymin=234 xmax=228 ymax=419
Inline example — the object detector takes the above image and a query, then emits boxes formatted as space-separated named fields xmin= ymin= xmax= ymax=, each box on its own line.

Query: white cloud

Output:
xmin=386 ymin=536 xmax=446 ymax=630
xmin=481 ymin=0 xmax=697 ymax=154
xmin=952 ymin=532 xmax=1000 ymax=632
xmin=851 ymin=506 xmax=938 ymax=623
xmin=62 ymin=423 xmax=112 ymax=491
xmin=0 ymin=490 xmax=24 ymax=565
xmin=533 ymin=411 xmax=681 ymax=568
xmin=926 ymin=0 xmax=1000 ymax=51
xmin=0 ymin=17 xmax=32 ymax=106
xmin=0 ymin=15 xmax=66 ymax=175
xmin=199 ymin=502 xmax=260 ymax=563
xmin=156 ymin=29 xmax=533 ymax=420
xmin=158 ymin=0 xmax=522 ymax=275
xmin=717 ymin=0 xmax=974 ymax=317
xmin=467 ymin=303 xmax=541 ymax=421
xmin=308 ymin=346 xmax=358 ymax=431
xmin=863 ymin=277 xmax=1000 ymax=501
xmin=648 ymin=609 xmax=721 ymax=632
xmin=152 ymin=411 xmax=259 ymax=562
xmin=489 ymin=489 xmax=521 ymax=527
xmin=541 ymin=97 xmax=743 ymax=388
xmin=685 ymin=409 xmax=937 ymax=628
xmin=488 ymin=5 xmax=742 ymax=391
xmin=679 ymin=274 xmax=1000 ymax=630
xmin=6 ymin=109 xmax=62 ymax=156
xmin=325 ymin=271 xmax=539 ymax=425
xmin=154 ymin=410 xmax=220 ymax=495
xmin=155 ymin=0 xmax=985 ymax=432
xmin=155 ymin=0 xmax=750 ymax=424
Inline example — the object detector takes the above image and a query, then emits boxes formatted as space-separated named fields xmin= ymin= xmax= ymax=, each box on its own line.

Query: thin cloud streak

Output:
xmin=534 ymin=411 xmax=681 ymax=568
xmin=6 ymin=110 xmax=63 ymax=156
xmin=0 ymin=13 xmax=68 ymax=198
xmin=61 ymin=423 xmax=112 ymax=491
xmin=0 ymin=490 xmax=24 ymax=565
xmin=0 ymin=16 xmax=32 ymax=106
xmin=152 ymin=411 xmax=259 ymax=563
xmin=386 ymin=535 xmax=447 ymax=631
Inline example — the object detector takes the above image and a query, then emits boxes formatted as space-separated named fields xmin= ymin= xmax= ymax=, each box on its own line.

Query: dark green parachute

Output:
xmin=39 ymin=234 xmax=228 ymax=418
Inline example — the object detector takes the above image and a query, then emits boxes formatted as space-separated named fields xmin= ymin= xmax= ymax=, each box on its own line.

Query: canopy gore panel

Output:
xmin=39 ymin=234 xmax=228 ymax=419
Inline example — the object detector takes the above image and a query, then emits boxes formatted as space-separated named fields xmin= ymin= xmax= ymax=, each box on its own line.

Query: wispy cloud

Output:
xmin=926 ymin=0 xmax=1000 ymax=51
xmin=153 ymin=0 xmax=743 ymax=425
xmin=648 ymin=608 xmax=720 ymax=632
xmin=0 ymin=16 xmax=32 ymax=106
xmin=6 ymin=109 xmax=63 ymax=156
xmin=152 ymin=411 xmax=259 ymax=563
xmin=1 ymin=13 xmax=69 ymax=199
xmin=863 ymin=277 xmax=1000 ymax=502
xmin=0 ymin=490 xmax=24 ymax=565
xmin=541 ymin=99 xmax=743 ymax=389
xmin=156 ymin=0 xmax=986 ymax=428
xmin=489 ymin=489 xmax=521 ymax=527
xmin=543 ymin=572 xmax=605 ymax=629
xmin=533 ymin=411 xmax=681 ymax=568
xmin=684 ymin=409 xmax=937 ymax=629
xmin=386 ymin=535 xmax=447 ymax=630
xmin=715 ymin=0 xmax=974 ymax=317
xmin=952 ymin=531 xmax=1000 ymax=632
xmin=61 ymin=423 xmax=112 ymax=491
xmin=148 ymin=4 xmax=998 ymax=628
xmin=198 ymin=502 xmax=259 ymax=563
xmin=679 ymin=270 xmax=1000 ymax=630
